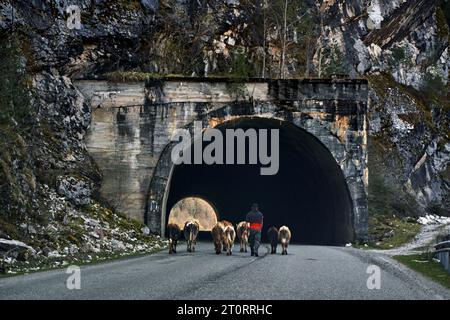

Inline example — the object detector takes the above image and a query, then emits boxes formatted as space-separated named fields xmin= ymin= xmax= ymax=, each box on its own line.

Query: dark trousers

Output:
xmin=249 ymin=229 xmax=261 ymax=254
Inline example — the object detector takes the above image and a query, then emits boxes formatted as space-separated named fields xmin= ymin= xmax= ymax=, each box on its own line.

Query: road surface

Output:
xmin=1 ymin=243 xmax=449 ymax=300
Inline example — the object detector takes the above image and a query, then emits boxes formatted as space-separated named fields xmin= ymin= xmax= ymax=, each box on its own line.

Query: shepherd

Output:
xmin=246 ymin=203 xmax=263 ymax=257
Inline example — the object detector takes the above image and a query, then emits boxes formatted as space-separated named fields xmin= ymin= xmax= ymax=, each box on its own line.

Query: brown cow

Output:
xmin=167 ymin=223 xmax=181 ymax=254
xmin=278 ymin=226 xmax=291 ymax=255
xmin=211 ymin=222 xmax=225 ymax=254
xmin=184 ymin=220 xmax=200 ymax=252
xmin=223 ymin=224 xmax=236 ymax=256
xmin=236 ymin=221 xmax=249 ymax=252
xmin=267 ymin=226 xmax=279 ymax=254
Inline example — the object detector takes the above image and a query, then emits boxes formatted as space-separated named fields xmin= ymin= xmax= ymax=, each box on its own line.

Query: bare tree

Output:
xmin=280 ymin=0 xmax=288 ymax=78
xmin=317 ymin=12 xmax=324 ymax=78
xmin=265 ymin=0 xmax=311 ymax=78
xmin=262 ymin=0 xmax=267 ymax=78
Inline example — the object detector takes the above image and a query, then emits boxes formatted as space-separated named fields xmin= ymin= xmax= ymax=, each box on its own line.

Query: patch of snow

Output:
xmin=367 ymin=0 xmax=383 ymax=30
xmin=417 ymin=215 xmax=450 ymax=225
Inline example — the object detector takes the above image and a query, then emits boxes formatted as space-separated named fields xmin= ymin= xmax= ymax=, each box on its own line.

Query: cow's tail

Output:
xmin=227 ymin=232 xmax=232 ymax=244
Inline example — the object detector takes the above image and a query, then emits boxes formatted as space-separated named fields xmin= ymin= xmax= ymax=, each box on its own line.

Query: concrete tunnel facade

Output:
xmin=76 ymin=77 xmax=369 ymax=245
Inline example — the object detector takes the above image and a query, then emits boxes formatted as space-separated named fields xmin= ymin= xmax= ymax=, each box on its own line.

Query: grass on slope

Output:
xmin=394 ymin=254 xmax=450 ymax=289
xmin=366 ymin=215 xmax=421 ymax=249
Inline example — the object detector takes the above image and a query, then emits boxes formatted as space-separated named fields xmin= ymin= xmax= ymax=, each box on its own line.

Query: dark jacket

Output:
xmin=246 ymin=210 xmax=264 ymax=230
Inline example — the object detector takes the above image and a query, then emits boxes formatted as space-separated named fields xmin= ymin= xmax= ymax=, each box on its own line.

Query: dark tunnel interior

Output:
xmin=166 ymin=117 xmax=354 ymax=245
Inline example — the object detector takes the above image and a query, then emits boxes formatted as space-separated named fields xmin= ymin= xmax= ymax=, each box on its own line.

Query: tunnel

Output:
xmin=165 ymin=117 xmax=354 ymax=245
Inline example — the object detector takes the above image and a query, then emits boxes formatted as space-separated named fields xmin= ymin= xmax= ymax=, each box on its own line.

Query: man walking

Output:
xmin=246 ymin=203 xmax=263 ymax=257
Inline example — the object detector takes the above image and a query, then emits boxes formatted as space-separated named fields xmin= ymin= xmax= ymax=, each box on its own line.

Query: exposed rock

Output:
xmin=80 ymin=243 xmax=94 ymax=254
xmin=111 ymin=239 xmax=126 ymax=251
xmin=0 ymin=239 xmax=35 ymax=254
xmin=42 ymin=246 xmax=52 ymax=257
xmin=141 ymin=226 xmax=150 ymax=236
xmin=57 ymin=175 xmax=93 ymax=206
xmin=27 ymin=225 xmax=37 ymax=235
xmin=315 ymin=0 xmax=448 ymax=89
xmin=368 ymin=71 xmax=448 ymax=213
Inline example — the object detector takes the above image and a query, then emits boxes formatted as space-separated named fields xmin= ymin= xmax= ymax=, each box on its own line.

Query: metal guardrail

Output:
xmin=435 ymin=241 xmax=450 ymax=272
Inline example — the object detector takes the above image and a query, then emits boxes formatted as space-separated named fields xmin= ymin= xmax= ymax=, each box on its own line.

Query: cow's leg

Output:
xmin=216 ymin=242 xmax=221 ymax=254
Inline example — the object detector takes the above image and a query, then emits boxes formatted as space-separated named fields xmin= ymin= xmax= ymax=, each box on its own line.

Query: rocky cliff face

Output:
xmin=314 ymin=0 xmax=449 ymax=216
xmin=0 ymin=0 xmax=448 ymax=256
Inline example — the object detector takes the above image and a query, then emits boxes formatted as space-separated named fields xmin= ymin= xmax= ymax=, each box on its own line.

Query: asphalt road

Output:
xmin=1 ymin=242 xmax=449 ymax=300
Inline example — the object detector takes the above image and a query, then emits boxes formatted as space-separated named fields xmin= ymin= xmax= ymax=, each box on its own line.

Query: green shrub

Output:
xmin=0 ymin=34 xmax=34 ymax=220
xmin=421 ymin=68 xmax=446 ymax=103
xmin=437 ymin=1 xmax=450 ymax=40
xmin=322 ymin=45 xmax=348 ymax=76
xmin=0 ymin=35 xmax=31 ymax=131
xmin=388 ymin=45 xmax=414 ymax=68
xmin=368 ymin=137 xmax=422 ymax=218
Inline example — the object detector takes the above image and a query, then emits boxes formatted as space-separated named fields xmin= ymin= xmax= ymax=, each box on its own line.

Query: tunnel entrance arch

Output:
xmin=163 ymin=117 xmax=354 ymax=245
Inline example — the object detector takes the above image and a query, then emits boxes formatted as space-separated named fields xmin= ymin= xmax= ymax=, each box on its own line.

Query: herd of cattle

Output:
xmin=166 ymin=220 xmax=292 ymax=256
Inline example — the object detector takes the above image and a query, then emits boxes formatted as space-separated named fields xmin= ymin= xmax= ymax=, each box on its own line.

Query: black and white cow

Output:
xmin=184 ymin=220 xmax=200 ymax=252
